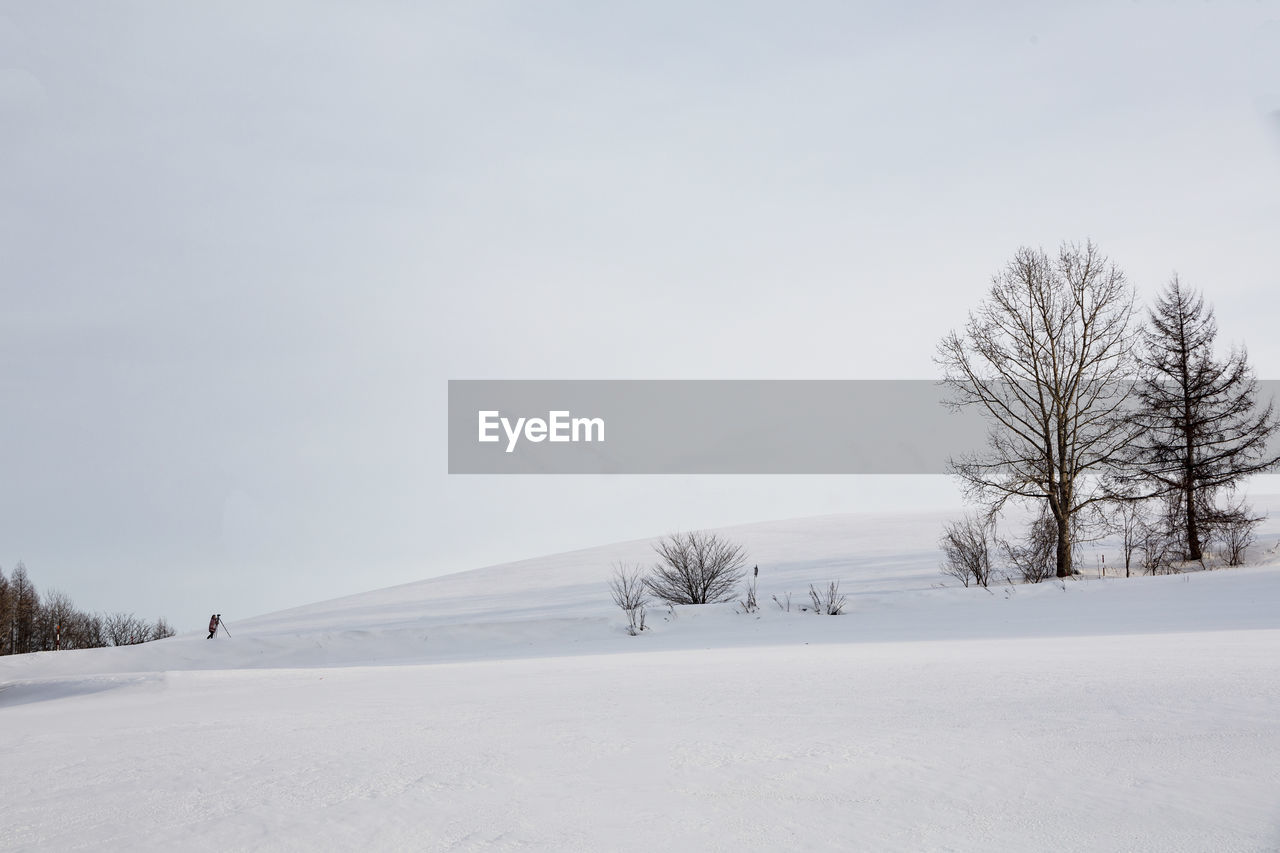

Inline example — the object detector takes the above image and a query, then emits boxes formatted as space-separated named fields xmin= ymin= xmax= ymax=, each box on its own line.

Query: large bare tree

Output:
xmin=937 ymin=241 xmax=1138 ymax=578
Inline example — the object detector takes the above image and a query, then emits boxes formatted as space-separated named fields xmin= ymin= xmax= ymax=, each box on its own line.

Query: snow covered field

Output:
xmin=4 ymin=505 xmax=1280 ymax=852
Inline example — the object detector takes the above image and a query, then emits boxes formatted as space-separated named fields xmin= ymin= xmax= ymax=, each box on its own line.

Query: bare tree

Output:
xmin=80 ymin=612 xmax=106 ymax=648
xmin=1124 ymin=277 xmax=1280 ymax=562
xmin=37 ymin=589 xmax=78 ymax=651
xmin=104 ymin=612 xmax=151 ymax=647
xmin=939 ymin=513 xmax=995 ymax=588
xmin=151 ymin=618 xmax=177 ymax=641
xmin=1111 ymin=499 xmax=1147 ymax=578
xmin=608 ymin=562 xmax=649 ymax=635
xmin=645 ymin=531 xmax=748 ymax=605
xmin=60 ymin=610 xmax=107 ymax=650
xmin=938 ymin=241 xmax=1138 ymax=578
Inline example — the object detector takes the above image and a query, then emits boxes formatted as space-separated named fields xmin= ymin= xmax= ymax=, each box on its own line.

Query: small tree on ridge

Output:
xmin=645 ymin=531 xmax=748 ymax=605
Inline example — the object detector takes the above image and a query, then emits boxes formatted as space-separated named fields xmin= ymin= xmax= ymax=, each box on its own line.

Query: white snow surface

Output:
xmin=4 ymin=504 xmax=1280 ymax=852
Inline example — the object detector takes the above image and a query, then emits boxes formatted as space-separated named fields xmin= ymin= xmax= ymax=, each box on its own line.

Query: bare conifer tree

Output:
xmin=1124 ymin=277 xmax=1280 ymax=561
xmin=0 ymin=566 xmax=10 ymax=655
xmin=8 ymin=562 xmax=40 ymax=654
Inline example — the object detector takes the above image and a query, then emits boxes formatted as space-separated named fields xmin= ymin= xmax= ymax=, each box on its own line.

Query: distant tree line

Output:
xmin=938 ymin=241 xmax=1279 ymax=585
xmin=0 ymin=561 xmax=175 ymax=655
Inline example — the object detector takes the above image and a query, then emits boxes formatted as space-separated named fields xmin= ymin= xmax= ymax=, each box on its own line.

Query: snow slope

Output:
xmin=3 ymin=505 xmax=1280 ymax=852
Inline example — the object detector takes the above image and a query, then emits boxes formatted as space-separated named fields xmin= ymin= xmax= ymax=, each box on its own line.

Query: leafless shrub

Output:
xmin=739 ymin=565 xmax=760 ymax=613
xmin=939 ymin=514 xmax=994 ymax=588
xmin=1139 ymin=520 xmax=1179 ymax=575
xmin=1213 ymin=499 xmax=1263 ymax=567
xmin=808 ymin=582 xmax=847 ymax=615
xmin=1220 ymin=520 xmax=1256 ymax=567
xmin=151 ymin=618 xmax=176 ymax=641
xmin=645 ymin=531 xmax=748 ymax=605
xmin=772 ymin=592 xmax=792 ymax=612
xmin=1000 ymin=509 xmax=1057 ymax=584
xmin=609 ymin=563 xmax=649 ymax=635
xmin=1134 ymin=494 xmax=1186 ymax=574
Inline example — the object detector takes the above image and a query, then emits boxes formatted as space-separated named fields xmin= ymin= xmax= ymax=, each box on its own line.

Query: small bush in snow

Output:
xmin=808 ymin=581 xmax=847 ymax=615
xmin=939 ymin=514 xmax=994 ymax=588
xmin=645 ymin=530 xmax=748 ymax=605
xmin=608 ymin=563 xmax=649 ymax=636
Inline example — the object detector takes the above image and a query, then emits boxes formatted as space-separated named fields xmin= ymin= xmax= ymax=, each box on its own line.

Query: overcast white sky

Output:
xmin=2 ymin=2 xmax=1278 ymax=628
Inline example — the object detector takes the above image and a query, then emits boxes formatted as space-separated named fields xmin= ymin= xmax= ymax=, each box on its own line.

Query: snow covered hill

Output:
xmin=3 ymin=505 xmax=1280 ymax=851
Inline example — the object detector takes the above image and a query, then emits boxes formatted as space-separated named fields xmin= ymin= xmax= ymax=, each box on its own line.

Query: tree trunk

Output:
xmin=1185 ymin=477 xmax=1202 ymax=561
xmin=1055 ymin=512 xmax=1072 ymax=578
xmin=1179 ymin=331 xmax=1201 ymax=562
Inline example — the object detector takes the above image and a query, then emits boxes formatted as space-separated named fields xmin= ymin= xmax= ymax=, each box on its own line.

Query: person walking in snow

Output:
xmin=207 ymin=613 xmax=220 ymax=639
